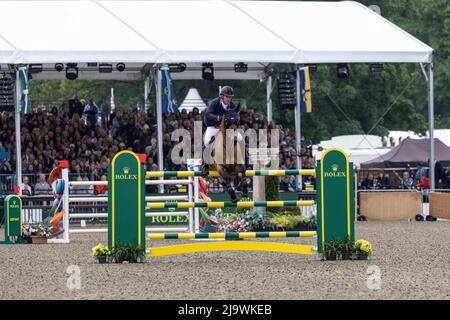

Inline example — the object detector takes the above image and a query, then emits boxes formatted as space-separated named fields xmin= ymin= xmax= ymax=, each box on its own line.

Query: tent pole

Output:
xmin=295 ymin=67 xmax=302 ymax=191
xmin=266 ymin=75 xmax=272 ymax=124
xmin=428 ymin=62 xmax=435 ymax=190
xmin=156 ymin=66 xmax=164 ymax=193
xmin=14 ymin=68 xmax=22 ymax=195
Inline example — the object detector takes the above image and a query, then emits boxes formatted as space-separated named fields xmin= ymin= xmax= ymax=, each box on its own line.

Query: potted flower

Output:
xmin=23 ymin=223 xmax=51 ymax=244
xmin=323 ymin=240 xmax=340 ymax=260
xmin=110 ymin=243 xmax=146 ymax=263
xmin=354 ymin=239 xmax=373 ymax=260
xmin=340 ymin=239 xmax=356 ymax=260
xmin=91 ymin=243 xmax=111 ymax=263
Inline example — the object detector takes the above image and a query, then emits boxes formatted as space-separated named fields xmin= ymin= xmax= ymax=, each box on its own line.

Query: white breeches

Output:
xmin=204 ymin=127 xmax=243 ymax=147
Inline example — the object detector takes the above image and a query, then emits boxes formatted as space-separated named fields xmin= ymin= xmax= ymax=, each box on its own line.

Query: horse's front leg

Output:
xmin=239 ymin=165 xmax=249 ymax=198
xmin=219 ymin=167 xmax=238 ymax=203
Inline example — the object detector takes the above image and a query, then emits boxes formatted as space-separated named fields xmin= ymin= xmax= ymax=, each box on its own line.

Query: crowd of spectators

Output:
xmin=0 ymin=100 xmax=315 ymax=194
xmin=358 ymin=164 xmax=450 ymax=191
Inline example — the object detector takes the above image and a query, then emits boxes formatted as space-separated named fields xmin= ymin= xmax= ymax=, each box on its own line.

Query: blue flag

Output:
xmin=299 ymin=67 xmax=312 ymax=113
xmin=161 ymin=67 xmax=179 ymax=114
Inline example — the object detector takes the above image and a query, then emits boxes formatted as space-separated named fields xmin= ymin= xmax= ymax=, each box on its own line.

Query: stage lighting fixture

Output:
xmin=28 ymin=64 xmax=43 ymax=74
xmin=202 ymin=63 xmax=214 ymax=80
xmin=234 ymin=62 xmax=248 ymax=73
xmin=87 ymin=62 xmax=98 ymax=67
xmin=369 ymin=63 xmax=383 ymax=74
xmin=116 ymin=63 xmax=126 ymax=72
xmin=54 ymin=63 xmax=64 ymax=72
xmin=337 ymin=64 xmax=349 ymax=79
xmin=99 ymin=63 xmax=113 ymax=73
xmin=168 ymin=63 xmax=186 ymax=73
xmin=65 ymin=63 xmax=78 ymax=80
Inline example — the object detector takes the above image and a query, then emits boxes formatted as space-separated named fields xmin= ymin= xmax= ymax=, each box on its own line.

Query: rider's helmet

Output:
xmin=220 ymin=86 xmax=234 ymax=97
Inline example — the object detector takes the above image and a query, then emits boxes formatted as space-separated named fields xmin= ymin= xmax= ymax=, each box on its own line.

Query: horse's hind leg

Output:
xmin=219 ymin=167 xmax=238 ymax=203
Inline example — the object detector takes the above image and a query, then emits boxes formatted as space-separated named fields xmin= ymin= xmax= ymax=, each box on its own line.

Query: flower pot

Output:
xmin=341 ymin=253 xmax=351 ymax=260
xmin=31 ymin=236 xmax=47 ymax=244
xmin=325 ymin=253 xmax=337 ymax=261
xmin=97 ymin=256 xmax=108 ymax=264
xmin=356 ymin=253 xmax=369 ymax=260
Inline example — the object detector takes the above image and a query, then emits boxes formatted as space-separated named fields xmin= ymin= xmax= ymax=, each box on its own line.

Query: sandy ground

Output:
xmin=0 ymin=221 xmax=449 ymax=300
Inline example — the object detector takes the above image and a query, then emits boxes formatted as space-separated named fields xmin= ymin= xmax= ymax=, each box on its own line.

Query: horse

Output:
xmin=204 ymin=112 xmax=249 ymax=203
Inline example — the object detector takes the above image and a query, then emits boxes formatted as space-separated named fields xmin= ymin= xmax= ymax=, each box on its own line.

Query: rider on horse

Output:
xmin=201 ymin=86 xmax=243 ymax=174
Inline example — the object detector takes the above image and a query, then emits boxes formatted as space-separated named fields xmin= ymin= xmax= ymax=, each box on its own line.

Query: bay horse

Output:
xmin=204 ymin=113 xmax=249 ymax=203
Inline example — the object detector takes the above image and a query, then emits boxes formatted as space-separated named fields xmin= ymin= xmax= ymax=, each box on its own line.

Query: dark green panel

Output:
xmin=108 ymin=151 xmax=145 ymax=251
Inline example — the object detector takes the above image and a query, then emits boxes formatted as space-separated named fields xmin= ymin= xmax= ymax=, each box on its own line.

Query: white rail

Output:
xmin=69 ymin=179 xmax=192 ymax=186
xmin=68 ymin=195 xmax=189 ymax=202
xmin=69 ymin=211 xmax=189 ymax=218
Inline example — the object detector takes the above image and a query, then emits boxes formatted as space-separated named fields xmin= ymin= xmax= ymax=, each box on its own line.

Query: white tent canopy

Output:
xmin=0 ymin=0 xmax=433 ymax=69
xmin=0 ymin=0 xmax=436 ymax=191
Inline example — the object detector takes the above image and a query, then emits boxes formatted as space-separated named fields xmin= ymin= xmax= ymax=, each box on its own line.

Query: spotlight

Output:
xmin=54 ymin=63 xmax=64 ymax=72
xmin=99 ymin=63 xmax=113 ymax=73
xmin=168 ymin=63 xmax=186 ymax=73
xmin=116 ymin=63 xmax=126 ymax=72
xmin=65 ymin=63 xmax=78 ymax=80
xmin=369 ymin=63 xmax=383 ymax=74
xmin=28 ymin=64 xmax=43 ymax=74
xmin=337 ymin=64 xmax=349 ymax=79
xmin=202 ymin=63 xmax=214 ymax=81
xmin=234 ymin=62 xmax=248 ymax=73
xmin=278 ymin=73 xmax=296 ymax=108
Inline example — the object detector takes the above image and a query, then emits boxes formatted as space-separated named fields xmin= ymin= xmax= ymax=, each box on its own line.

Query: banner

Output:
xmin=161 ymin=66 xmax=179 ymax=113
xmin=299 ymin=67 xmax=312 ymax=113
xmin=18 ymin=67 xmax=29 ymax=114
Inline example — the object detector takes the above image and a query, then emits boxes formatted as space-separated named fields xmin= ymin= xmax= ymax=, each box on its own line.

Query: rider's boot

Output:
xmin=228 ymin=187 xmax=238 ymax=203
xmin=200 ymin=145 xmax=208 ymax=176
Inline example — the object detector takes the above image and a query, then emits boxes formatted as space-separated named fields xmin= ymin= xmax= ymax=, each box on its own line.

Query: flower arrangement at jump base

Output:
xmin=323 ymin=239 xmax=373 ymax=260
xmin=354 ymin=239 xmax=373 ymax=260
xmin=91 ymin=242 xmax=146 ymax=264
xmin=22 ymin=223 xmax=52 ymax=244
xmin=92 ymin=243 xmax=111 ymax=263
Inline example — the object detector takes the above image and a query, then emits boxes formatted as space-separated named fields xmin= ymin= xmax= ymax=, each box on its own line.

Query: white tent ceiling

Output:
xmin=0 ymin=0 xmax=434 ymax=81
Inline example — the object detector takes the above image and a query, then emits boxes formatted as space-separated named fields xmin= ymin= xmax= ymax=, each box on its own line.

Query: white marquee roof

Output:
xmin=0 ymin=0 xmax=434 ymax=80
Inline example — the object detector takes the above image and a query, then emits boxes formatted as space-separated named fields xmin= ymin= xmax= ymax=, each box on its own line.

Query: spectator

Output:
xmin=287 ymin=176 xmax=297 ymax=192
xmin=361 ymin=173 xmax=376 ymax=190
xmin=416 ymin=172 xmax=430 ymax=190
xmin=34 ymin=174 xmax=52 ymax=195
xmin=95 ymin=175 xmax=108 ymax=195
xmin=434 ymin=160 xmax=446 ymax=189
xmin=82 ymin=98 xmax=99 ymax=128
xmin=22 ymin=176 xmax=33 ymax=196
xmin=375 ymin=170 xmax=391 ymax=189
xmin=398 ymin=171 xmax=415 ymax=189
xmin=209 ymin=178 xmax=224 ymax=193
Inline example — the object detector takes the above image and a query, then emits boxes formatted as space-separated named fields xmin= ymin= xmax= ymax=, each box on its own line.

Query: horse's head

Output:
xmin=224 ymin=112 xmax=240 ymax=130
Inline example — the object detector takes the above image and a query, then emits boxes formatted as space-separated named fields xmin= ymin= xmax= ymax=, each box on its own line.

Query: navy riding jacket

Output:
xmin=204 ymin=97 xmax=240 ymax=127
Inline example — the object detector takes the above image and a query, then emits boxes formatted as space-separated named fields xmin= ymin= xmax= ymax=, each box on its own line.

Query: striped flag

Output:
xmin=161 ymin=65 xmax=179 ymax=113
xmin=299 ymin=67 xmax=312 ymax=113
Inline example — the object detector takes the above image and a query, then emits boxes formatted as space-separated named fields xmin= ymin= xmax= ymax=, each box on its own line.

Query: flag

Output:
xmin=18 ymin=67 xmax=29 ymax=114
xmin=161 ymin=66 xmax=179 ymax=113
xmin=110 ymin=87 xmax=115 ymax=114
xmin=299 ymin=67 xmax=312 ymax=113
